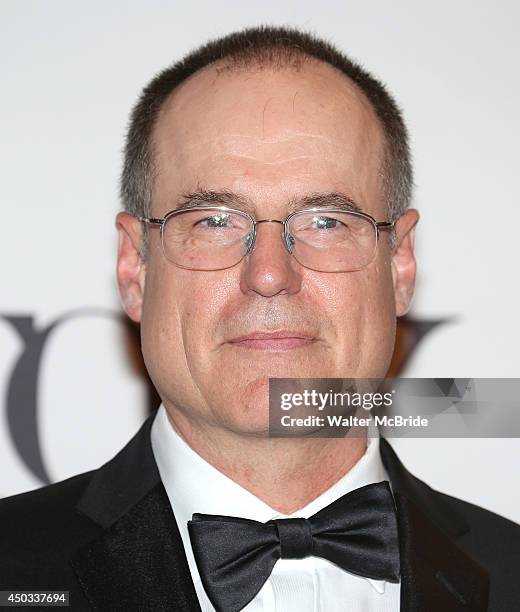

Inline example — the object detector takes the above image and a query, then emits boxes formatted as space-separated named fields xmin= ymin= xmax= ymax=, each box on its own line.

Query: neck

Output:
xmin=164 ymin=406 xmax=367 ymax=514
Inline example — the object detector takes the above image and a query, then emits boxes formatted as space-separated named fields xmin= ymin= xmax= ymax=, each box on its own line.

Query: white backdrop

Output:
xmin=1 ymin=1 xmax=519 ymax=523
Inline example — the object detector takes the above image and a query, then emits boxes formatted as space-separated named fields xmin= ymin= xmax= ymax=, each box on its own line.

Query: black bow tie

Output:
xmin=188 ymin=481 xmax=400 ymax=612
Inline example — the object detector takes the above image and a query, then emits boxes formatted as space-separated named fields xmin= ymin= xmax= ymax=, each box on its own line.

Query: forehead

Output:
xmin=151 ymin=59 xmax=386 ymax=217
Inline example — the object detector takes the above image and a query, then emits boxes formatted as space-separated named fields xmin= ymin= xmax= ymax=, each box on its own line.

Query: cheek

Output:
xmin=146 ymin=268 xmax=236 ymax=366
xmin=374 ymin=249 xmax=398 ymax=313
xmin=360 ymin=257 xmax=397 ymax=374
xmin=140 ymin=263 xmax=184 ymax=370
xmin=311 ymin=260 xmax=396 ymax=376
xmin=139 ymin=263 xmax=231 ymax=407
xmin=314 ymin=266 xmax=392 ymax=328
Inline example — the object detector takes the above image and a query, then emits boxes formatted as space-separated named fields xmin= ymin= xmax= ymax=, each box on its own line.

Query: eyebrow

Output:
xmin=175 ymin=188 xmax=363 ymax=214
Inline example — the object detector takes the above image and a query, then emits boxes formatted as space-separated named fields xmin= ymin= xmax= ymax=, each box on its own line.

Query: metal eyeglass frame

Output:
xmin=138 ymin=205 xmax=396 ymax=271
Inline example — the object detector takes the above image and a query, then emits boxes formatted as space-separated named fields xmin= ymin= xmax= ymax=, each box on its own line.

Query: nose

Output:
xmin=239 ymin=221 xmax=303 ymax=297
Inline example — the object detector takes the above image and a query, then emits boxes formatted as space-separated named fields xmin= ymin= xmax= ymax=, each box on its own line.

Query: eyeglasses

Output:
xmin=138 ymin=205 xmax=395 ymax=272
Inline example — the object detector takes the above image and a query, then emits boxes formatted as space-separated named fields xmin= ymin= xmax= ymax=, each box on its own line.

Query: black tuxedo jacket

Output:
xmin=1 ymin=415 xmax=519 ymax=611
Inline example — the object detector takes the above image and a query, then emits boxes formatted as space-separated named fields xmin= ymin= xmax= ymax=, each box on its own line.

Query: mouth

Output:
xmin=226 ymin=330 xmax=317 ymax=351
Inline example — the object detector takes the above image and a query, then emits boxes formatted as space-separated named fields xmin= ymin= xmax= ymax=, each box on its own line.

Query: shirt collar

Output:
xmin=151 ymin=404 xmax=390 ymax=594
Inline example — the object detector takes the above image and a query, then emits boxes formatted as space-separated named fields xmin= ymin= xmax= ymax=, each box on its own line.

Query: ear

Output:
xmin=391 ymin=208 xmax=419 ymax=317
xmin=116 ymin=212 xmax=146 ymax=323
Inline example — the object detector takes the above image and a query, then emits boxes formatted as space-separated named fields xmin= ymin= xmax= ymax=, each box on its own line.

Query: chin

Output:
xmin=219 ymin=405 xmax=271 ymax=437
xmin=215 ymin=381 xmax=272 ymax=435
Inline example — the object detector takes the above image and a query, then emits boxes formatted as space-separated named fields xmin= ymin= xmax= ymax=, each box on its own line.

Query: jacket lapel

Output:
xmin=70 ymin=415 xmax=201 ymax=611
xmin=380 ymin=439 xmax=489 ymax=611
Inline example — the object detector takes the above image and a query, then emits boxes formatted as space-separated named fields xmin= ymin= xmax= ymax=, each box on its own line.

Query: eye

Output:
xmin=197 ymin=213 xmax=231 ymax=228
xmin=312 ymin=215 xmax=341 ymax=230
xmin=290 ymin=213 xmax=351 ymax=235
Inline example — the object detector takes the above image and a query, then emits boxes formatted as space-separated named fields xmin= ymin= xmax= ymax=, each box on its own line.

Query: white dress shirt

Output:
xmin=151 ymin=405 xmax=401 ymax=611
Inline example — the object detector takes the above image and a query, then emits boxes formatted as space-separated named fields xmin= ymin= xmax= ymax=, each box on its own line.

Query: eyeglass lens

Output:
xmin=161 ymin=208 xmax=378 ymax=272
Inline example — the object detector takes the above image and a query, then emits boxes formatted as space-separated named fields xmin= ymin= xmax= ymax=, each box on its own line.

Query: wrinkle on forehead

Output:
xmin=151 ymin=61 xmax=385 ymax=213
xmin=168 ymin=133 xmax=359 ymax=160
xmin=156 ymin=120 xmax=381 ymax=175
xmin=154 ymin=59 xmax=382 ymax=151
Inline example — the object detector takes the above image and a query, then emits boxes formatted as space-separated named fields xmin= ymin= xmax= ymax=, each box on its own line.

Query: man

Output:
xmin=1 ymin=25 xmax=519 ymax=612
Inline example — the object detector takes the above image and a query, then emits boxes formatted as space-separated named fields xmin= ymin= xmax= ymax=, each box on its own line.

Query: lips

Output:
xmin=227 ymin=330 xmax=316 ymax=350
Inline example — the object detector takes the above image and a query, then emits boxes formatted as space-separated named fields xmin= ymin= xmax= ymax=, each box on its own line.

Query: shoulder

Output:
xmin=441 ymin=489 xmax=520 ymax=535
xmin=380 ymin=438 xmax=520 ymax=545
xmin=0 ymin=470 xmax=94 ymax=529
xmin=0 ymin=471 xmax=102 ymax=586
xmin=432 ymin=489 xmax=520 ymax=610
xmin=380 ymin=438 xmax=520 ymax=608
xmin=410 ymin=475 xmax=520 ymax=610
xmin=436 ymin=488 xmax=520 ymax=565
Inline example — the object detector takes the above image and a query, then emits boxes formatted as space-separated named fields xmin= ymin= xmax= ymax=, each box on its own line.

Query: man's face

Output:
xmin=117 ymin=60 xmax=418 ymax=435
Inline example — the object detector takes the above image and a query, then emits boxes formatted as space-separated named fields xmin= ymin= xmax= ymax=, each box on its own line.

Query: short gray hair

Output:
xmin=120 ymin=25 xmax=413 ymax=255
